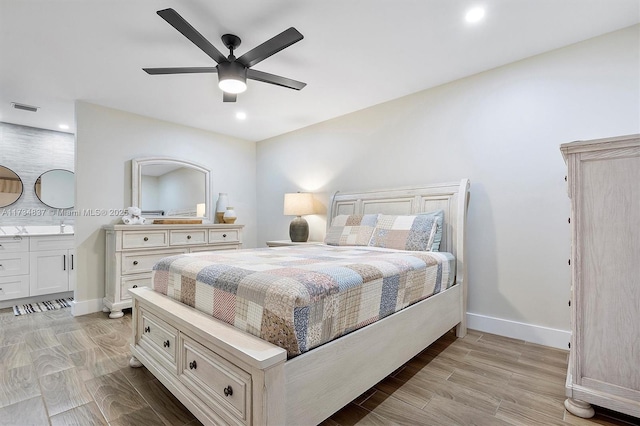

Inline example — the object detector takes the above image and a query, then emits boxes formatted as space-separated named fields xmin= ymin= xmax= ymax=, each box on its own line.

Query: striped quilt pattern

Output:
xmin=152 ymin=245 xmax=455 ymax=357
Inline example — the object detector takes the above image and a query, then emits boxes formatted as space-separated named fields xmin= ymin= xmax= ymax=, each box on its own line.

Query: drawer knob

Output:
xmin=187 ymin=235 xmax=191 ymax=239
xmin=133 ymin=285 xmax=138 ymax=288
xmin=222 ymin=234 xmax=227 ymax=238
xmin=133 ymin=260 xmax=139 ymax=265
xmin=163 ymin=340 xmax=170 ymax=348
xmin=144 ymin=326 xmax=150 ymax=333
xmin=189 ymin=360 xmax=197 ymax=370
xmin=224 ymin=385 xmax=233 ymax=397
xmin=143 ymin=237 xmax=149 ymax=241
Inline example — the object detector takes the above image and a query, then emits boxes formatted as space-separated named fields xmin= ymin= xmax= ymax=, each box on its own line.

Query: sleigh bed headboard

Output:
xmin=328 ymin=179 xmax=471 ymax=284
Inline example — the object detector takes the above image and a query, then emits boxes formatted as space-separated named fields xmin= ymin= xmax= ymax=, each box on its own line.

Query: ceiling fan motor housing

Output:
xmin=218 ymin=61 xmax=247 ymax=93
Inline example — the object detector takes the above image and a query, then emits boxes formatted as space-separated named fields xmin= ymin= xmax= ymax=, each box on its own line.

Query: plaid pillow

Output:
xmin=324 ymin=214 xmax=378 ymax=246
xmin=369 ymin=211 xmax=443 ymax=251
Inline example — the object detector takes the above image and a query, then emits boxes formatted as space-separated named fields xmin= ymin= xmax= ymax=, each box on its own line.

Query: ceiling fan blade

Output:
xmin=143 ymin=67 xmax=218 ymax=75
xmin=237 ymin=27 xmax=303 ymax=68
xmin=156 ymin=8 xmax=227 ymax=64
xmin=247 ymin=69 xmax=306 ymax=90
xmin=223 ymin=92 xmax=237 ymax=102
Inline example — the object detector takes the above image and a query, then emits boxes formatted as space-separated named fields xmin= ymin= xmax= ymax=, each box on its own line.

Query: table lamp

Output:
xmin=284 ymin=192 xmax=315 ymax=242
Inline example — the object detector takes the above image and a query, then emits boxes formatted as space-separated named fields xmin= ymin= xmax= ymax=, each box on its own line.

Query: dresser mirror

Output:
xmin=35 ymin=169 xmax=74 ymax=209
xmin=131 ymin=157 xmax=210 ymax=221
xmin=0 ymin=165 xmax=24 ymax=207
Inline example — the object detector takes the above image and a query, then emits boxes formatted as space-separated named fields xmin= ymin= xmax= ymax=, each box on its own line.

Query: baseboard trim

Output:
xmin=467 ymin=312 xmax=571 ymax=350
xmin=71 ymin=298 xmax=103 ymax=317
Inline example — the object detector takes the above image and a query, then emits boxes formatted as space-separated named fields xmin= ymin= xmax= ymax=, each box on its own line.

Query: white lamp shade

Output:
xmin=284 ymin=192 xmax=315 ymax=216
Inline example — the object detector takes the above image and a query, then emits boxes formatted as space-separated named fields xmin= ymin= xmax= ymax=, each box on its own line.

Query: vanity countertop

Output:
xmin=0 ymin=225 xmax=74 ymax=236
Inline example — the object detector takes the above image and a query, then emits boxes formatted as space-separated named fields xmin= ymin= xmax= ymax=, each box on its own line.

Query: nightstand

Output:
xmin=266 ymin=240 xmax=323 ymax=247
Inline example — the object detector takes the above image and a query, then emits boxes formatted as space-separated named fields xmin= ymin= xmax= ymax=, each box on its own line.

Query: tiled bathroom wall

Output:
xmin=0 ymin=122 xmax=75 ymax=226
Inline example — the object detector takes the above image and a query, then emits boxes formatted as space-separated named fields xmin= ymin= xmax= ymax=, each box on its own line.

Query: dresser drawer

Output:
xmin=0 ymin=275 xmax=29 ymax=301
xmin=138 ymin=309 xmax=178 ymax=368
xmin=180 ymin=335 xmax=251 ymax=425
xmin=122 ymin=231 xmax=167 ymax=249
xmin=209 ymin=229 xmax=240 ymax=244
xmin=0 ymin=252 xmax=29 ymax=277
xmin=120 ymin=274 xmax=151 ymax=301
xmin=121 ymin=249 xmax=186 ymax=275
xmin=170 ymin=230 xmax=207 ymax=246
xmin=0 ymin=237 xmax=29 ymax=253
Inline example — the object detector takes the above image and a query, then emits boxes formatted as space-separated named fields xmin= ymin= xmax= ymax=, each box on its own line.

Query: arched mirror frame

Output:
xmin=132 ymin=157 xmax=211 ymax=222
xmin=34 ymin=168 xmax=75 ymax=209
xmin=0 ymin=165 xmax=24 ymax=208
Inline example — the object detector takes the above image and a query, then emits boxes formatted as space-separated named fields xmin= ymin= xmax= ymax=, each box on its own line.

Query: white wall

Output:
xmin=256 ymin=26 xmax=640 ymax=347
xmin=74 ymin=103 xmax=257 ymax=311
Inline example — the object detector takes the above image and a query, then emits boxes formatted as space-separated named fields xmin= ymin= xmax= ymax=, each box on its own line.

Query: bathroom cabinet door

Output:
xmin=29 ymin=250 xmax=71 ymax=296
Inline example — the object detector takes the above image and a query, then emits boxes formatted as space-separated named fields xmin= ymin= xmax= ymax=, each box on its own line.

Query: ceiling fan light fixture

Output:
xmin=218 ymin=62 xmax=247 ymax=94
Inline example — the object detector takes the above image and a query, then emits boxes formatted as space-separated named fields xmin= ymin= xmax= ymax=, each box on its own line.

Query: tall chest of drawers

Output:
xmin=103 ymin=224 xmax=243 ymax=318
xmin=561 ymin=134 xmax=640 ymax=419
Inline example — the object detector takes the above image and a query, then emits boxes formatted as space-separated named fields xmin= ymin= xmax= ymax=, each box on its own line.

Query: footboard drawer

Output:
xmin=179 ymin=335 xmax=251 ymax=425
xmin=138 ymin=308 xmax=178 ymax=371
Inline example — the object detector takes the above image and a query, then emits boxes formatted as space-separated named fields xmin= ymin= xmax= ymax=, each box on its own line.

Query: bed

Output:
xmin=128 ymin=179 xmax=470 ymax=425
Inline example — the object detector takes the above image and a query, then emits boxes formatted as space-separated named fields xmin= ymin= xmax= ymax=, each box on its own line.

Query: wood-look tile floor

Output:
xmin=0 ymin=307 xmax=637 ymax=426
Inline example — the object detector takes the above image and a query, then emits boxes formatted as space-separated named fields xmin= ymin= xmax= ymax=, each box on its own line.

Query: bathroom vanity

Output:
xmin=0 ymin=226 xmax=75 ymax=308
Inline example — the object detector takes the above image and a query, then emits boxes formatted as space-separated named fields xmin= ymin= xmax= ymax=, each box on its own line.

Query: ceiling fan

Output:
xmin=143 ymin=8 xmax=306 ymax=102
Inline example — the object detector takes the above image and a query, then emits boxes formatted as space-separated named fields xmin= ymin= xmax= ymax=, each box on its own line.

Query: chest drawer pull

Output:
xmin=222 ymin=234 xmax=227 ymax=238
xmin=133 ymin=260 xmax=139 ymax=265
xmin=144 ymin=326 xmax=150 ymax=333
xmin=189 ymin=360 xmax=197 ymax=370
xmin=163 ymin=340 xmax=170 ymax=348
xmin=143 ymin=237 xmax=149 ymax=241
xmin=224 ymin=385 xmax=233 ymax=397
xmin=133 ymin=285 xmax=138 ymax=288
xmin=187 ymin=235 xmax=191 ymax=239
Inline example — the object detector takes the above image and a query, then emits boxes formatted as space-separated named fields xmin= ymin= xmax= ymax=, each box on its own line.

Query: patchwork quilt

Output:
xmin=152 ymin=245 xmax=455 ymax=358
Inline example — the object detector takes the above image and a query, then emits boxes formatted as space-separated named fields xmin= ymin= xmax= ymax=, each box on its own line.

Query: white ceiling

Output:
xmin=1 ymin=0 xmax=638 ymax=142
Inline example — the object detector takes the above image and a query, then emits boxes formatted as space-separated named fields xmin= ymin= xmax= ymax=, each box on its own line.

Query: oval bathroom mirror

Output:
xmin=35 ymin=169 xmax=74 ymax=209
xmin=0 ymin=165 xmax=24 ymax=207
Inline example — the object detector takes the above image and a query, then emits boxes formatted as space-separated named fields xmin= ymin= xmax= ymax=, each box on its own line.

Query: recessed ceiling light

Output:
xmin=58 ymin=124 xmax=70 ymax=130
xmin=236 ymin=112 xmax=247 ymax=120
xmin=465 ymin=7 xmax=485 ymax=23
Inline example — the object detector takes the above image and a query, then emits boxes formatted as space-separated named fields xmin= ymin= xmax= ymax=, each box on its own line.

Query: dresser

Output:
xmin=561 ymin=134 xmax=640 ymax=419
xmin=103 ymin=224 xmax=243 ymax=318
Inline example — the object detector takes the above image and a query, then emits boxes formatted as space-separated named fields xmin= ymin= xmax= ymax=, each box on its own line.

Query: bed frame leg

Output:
xmin=129 ymin=356 xmax=143 ymax=368
xmin=456 ymin=321 xmax=467 ymax=338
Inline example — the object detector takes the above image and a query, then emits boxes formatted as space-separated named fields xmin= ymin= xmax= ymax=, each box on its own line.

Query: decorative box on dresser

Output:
xmin=103 ymin=224 xmax=243 ymax=318
xmin=561 ymin=134 xmax=640 ymax=419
